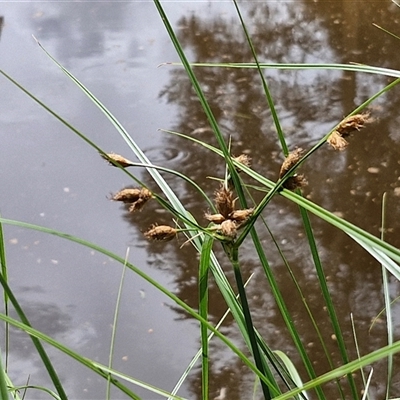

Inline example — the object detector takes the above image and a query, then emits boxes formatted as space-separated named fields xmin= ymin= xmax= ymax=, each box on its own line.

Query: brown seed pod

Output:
xmin=336 ymin=113 xmax=372 ymax=137
xmin=327 ymin=131 xmax=349 ymax=151
xmin=214 ymin=184 xmax=236 ymax=218
xmin=112 ymin=188 xmax=142 ymax=203
xmin=144 ymin=225 xmax=177 ymax=241
xmin=233 ymin=154 xmax=251 ymax=172
xmin=204 ymin=213 xmax=226 ymax=224
xmin=229 ymin=208 xmax=253 ymax=224
xmin=218 ymin=220 xmax=238 ymax=239
xmin=328 ymin=113 xmax=373 ymax=150
xmin=283 ymin=174 xmax=307 ymax=191
xmin=279 ymin=148 xmax=303 ymax=179
xmin=101 ymin=153 xmax=135 ymax=168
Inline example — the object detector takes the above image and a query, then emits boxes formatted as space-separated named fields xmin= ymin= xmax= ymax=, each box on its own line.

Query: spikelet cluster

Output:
xmin=279 ymin=148 xmax=307 ymax=191
xmin=327 ymin=113 xmax=372 ymax=151
xmin=205 ymin=184 xmax=253 ymax=240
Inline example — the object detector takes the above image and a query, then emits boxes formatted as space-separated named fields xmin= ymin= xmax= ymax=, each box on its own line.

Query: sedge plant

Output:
xmin=1 ymin=0 xmax=400 ymax=399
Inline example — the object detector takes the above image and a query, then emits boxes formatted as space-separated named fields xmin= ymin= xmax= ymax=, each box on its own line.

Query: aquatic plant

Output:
xmin=1 ymin=1 xmax=400 ymax=399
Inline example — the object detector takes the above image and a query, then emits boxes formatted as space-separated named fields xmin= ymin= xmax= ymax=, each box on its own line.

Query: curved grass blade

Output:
xmin=273 ymin=340 xmax=400 ymax=400
xmin=273 ymin=350 xmax=309 ymax=400
xmin=170 ymin=62 xmax=400 ymax=79
xmin=106 ymin=249 xmax=129 ymax=400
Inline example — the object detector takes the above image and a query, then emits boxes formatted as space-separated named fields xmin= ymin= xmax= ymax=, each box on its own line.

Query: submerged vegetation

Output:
xmin=2 ymin=1 xmax=400 ymax=399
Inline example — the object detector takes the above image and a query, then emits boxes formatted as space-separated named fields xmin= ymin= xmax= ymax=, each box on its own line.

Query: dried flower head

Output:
xmin=233 ymin=154 xmax=251 ymax=171
xmin=101 ymin=153 xmax=135 ymax=168
xmin=214 ymin=185 xmax=236 ymax=218
xmin=279 ymin=148 xmax=303 ymax=179
xmin=328 ymin=113 xmax=373 ymax=150
xmin=112 ymin=187 xmax=153 ymax=212
xmin=218 ymin=220 xmax=238 ymax=239
xmin=144 ymin=225 xmax=177 ymax=241
xmin=204 ymin=212 xmax=226 ymax=224
xmin=283 ymin=174 xmax=307 ymax=191
xmin=112 ymin=188 xmax=142 ymax=203
xmin=229 ymin=208 xmax=253 ymax=224
xmin=337 ymin=113 xmax=372 ymax=137
xmin=327 ymin=131 xmax=349 ymax=151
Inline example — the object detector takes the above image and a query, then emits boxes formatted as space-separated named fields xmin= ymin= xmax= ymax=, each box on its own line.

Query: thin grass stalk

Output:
xmin=350 ymin=314 xmax=370 ymax=400
xmin=0 ymin=218 xmax=9 ymax=372
xmin=249 ymin=229 xmax=325 ymax=399
xmin=227 ymin=245 xmax=271 ymax=400
xmin=169 ymin=273 xmax=255 ymax=399
xmin=380 ymin=192 xmax=393 ymax=398
xmin=232 ymin=0 xmax=288 ymax=156
xmin=0 ymin=348 xmax=9 ymax=400
xmin=265 ymin=221 xmax=340 ymax=387
xmin=199 ymin=236 xmax=213 ymax=400
xmin=106 ymin=250 xmax=129 ymax=400
xmin=297 ymin=204 xmax=356 ymax=399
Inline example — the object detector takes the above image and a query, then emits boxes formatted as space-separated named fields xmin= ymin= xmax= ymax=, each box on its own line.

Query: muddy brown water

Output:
xmin=1 ymin=1 xmax=400 ymax=399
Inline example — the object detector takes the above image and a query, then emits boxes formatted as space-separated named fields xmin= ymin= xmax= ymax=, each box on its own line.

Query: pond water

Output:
xmin=1 ymin=1 xmax=400 ymax=399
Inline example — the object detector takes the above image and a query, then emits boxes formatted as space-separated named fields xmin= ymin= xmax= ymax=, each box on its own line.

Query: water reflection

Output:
xmin=144 ymin=1 xmax=400 ymax=398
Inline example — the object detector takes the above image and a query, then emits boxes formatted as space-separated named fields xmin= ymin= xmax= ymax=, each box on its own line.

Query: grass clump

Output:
xmin=1 ymin=1 xmax=400 ymax=399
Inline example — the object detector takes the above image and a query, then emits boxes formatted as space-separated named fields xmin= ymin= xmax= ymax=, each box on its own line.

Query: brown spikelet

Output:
xmin=214 ymin=185 xmax=236 ymax=218
xmin=328 ymin=113 xmax=373 ymax=150
xmin=283 ymin=174 xmax=307 ymax=190
xmin=279 ymin=148 xmax=303 ymax=179
xmin=204 ymin=213 xmax=226 ymax=224
xmin=233 ymin=154 xmax=251 ymax=172
xmin=327 ymin=131 xmax=349 ymax=151
xmin=229 ymin=208 xmax=253 ymax=224
xmin=112 ymin=188 xmax=142 ymax=203
xmin=144 ymin=225 xmax=177 ymax=241
xmin=336 ymin=113 xmax=372 ymax=137
xmin=218 ymin=220 xmax=237 ymax=239
xmin=101 ymin=153 xmax=135 ymax=168
xmin=112 ymin=187 xmax=153 ymax=212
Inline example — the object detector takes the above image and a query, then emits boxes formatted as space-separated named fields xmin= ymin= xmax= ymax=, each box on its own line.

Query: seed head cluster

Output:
xmin=279 ymin=148 xmax=307 ymax=191
xmin=327 ymin=113 xmax=372 ymax=151
xmin=205 ymin=184 xmax=253 ymax=240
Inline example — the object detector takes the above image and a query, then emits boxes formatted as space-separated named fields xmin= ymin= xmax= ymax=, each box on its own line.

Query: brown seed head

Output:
xmin=229 ymin=208 xmax=253 ymax=224
xmin=218 ymin=220 xmax=237 ymax=239
xmin=233 ymin=154 xmax=251 ymax=171
xmin=112 ymin=188 xmax=142 ymax=203
xmin=101 ymin=153 xmax=135 ymax=168
xmin=204 ymin=213 xmax=226 ymax=224
xmin=279 ymin=148 xmax=303 ymax=179
xmin=144 ymin=225 xmax=177 ymax=241
xmin=214 ymin=185 xmax=236 ymax=218
xmin=337 ymin=113 xmax=372 ymax=137
xmin=327 ymin=131 xmax=349 ymax=151
xmin=283 ymin=174 xmax=307 ymax=191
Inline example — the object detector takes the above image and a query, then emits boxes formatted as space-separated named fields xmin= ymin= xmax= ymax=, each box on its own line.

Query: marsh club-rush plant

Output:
xmin=1 ymin=1 xmax=400 ymax=399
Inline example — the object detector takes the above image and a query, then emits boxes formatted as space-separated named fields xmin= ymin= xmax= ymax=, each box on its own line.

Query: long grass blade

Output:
xmin=106 ymin=249 xmax=129 ymax=400
xmin=199 ymin=235 xmax=213 ymax=400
